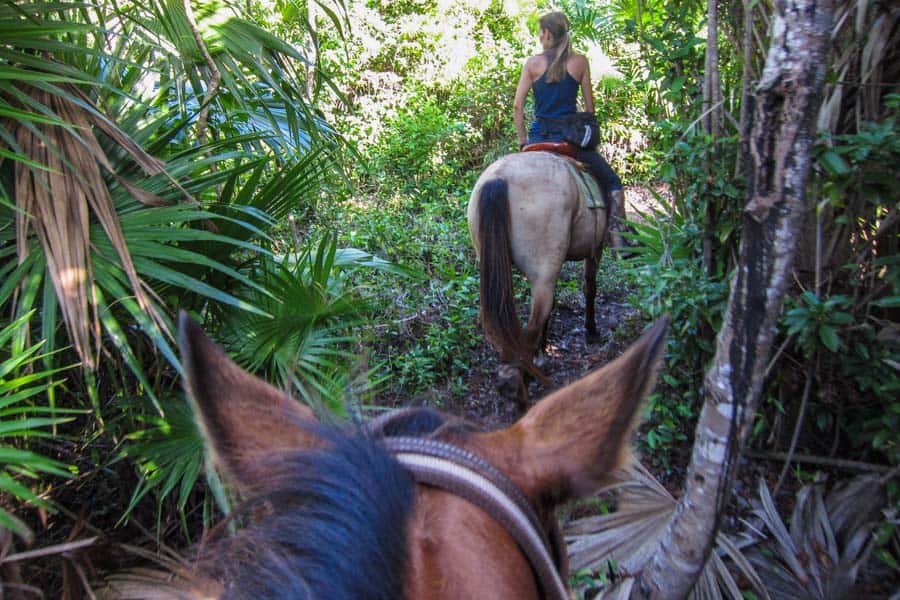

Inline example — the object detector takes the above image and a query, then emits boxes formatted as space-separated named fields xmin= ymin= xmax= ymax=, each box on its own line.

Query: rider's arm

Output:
xmin=579 ymin=57 xmax=595 ymax=114
xmin=513 ymin=60 xmax=534 ymax=147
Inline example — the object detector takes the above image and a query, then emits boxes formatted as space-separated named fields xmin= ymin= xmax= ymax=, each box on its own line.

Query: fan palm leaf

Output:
xmin=559 ymin=0 xmax=618 ymax=47
xmin=566 ymin=462 xmax=676 ymax=574
xmin=134 ymin=0 xmax=342 ymax=157
xmin=742 ymin=476 xmax=884 ymax=600
xmin=564 ymin=460 xmax=769 ymax=599
xmin=217 ymin=235 xmax=365 ymax=411
xmin=216 ymin=233 xmax=422 ymax=413
xmin=119 ymin=396 xmax=204 ymax=525
xmin=1 ymin=0 xmax=346 ymax=403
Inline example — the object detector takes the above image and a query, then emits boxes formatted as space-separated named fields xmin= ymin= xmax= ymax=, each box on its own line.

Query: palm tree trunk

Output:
xmin=631 ymin=1 xmax=835 ymax=597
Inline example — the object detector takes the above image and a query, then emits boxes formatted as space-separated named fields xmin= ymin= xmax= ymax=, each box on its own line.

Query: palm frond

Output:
xmin=138 ymin=0 xmax=341 ymax=156
xmin=5 ymin=81 xmax=173 ymax=369
xmin=0 ymin=311 xmax=75 ymax=543
xmin=214 ymin=233 xmax=419 ymax=413
xmin=566 ymin=462 xmax=676 ymax=574
xmin=559 ymin=0 xmax=618 ymax=48
xmin=119 ymin=397 xmax=203 ymax=525
xmin=741 ymin=475 xmax=885 ymax=600
xmin=564 ymin=460 xmax=768 ymax=599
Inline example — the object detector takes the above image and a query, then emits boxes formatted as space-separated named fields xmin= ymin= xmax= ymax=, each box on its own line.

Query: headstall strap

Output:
xmin=375 ymin=431 xmax=570 ymax=600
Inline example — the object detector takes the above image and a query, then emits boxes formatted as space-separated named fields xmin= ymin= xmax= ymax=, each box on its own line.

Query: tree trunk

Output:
xmin=701 ymin=0 xmax=723 ymax=275
xmin=735 ymin=0 xmax=756 ymax=178
xmin=702 ymin=0 xmax=723 ymax=138
xmin=631 ymin=1 xmax=834 ymax=598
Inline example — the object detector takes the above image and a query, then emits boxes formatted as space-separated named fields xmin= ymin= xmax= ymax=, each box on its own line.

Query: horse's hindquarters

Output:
xmin=471 ymin=153 xmax=584 ymax=274
xmin=468 ymin=152 xmax=609 ymax=406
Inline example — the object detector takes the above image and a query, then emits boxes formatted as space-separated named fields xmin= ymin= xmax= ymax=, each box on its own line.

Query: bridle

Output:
xmin=367 ymin=410 xmax=570 ymax=600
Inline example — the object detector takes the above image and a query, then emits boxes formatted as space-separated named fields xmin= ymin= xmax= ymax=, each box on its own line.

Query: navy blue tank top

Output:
xmin=532 ymin=71 xmax=579 ymax=120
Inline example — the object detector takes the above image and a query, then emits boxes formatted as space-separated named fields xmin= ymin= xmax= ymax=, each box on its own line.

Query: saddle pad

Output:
xmin=563 ymin=160 xmax=604 ymax=210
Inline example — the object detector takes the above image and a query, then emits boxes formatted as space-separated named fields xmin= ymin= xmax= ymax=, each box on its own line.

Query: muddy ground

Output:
xmin=438 ymin=272 xmax=642 ymax=428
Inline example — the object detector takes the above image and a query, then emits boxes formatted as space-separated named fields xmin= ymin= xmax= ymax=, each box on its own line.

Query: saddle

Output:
xmin=522 ymin=141 xmax=581 ymax=161
xmin=521 ymin=142 xmax=605 ymax=210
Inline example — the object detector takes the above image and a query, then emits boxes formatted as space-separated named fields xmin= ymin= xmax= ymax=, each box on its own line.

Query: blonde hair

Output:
xmin=540 ymin=12 xmax=571 ymax=83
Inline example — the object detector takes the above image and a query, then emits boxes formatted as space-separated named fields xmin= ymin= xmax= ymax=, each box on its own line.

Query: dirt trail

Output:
xmin=440 ymin=278 xmax=635 ymax=428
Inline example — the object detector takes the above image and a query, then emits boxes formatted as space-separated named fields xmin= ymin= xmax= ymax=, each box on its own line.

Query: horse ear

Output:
xmin=178 ymin=311 xmax=319 ymax=493
xmin=477 ymin=317 xmax=668 ymax=505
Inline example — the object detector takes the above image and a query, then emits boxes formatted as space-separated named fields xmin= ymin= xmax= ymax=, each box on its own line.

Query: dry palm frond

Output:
xmin=564 ymin=460 xmax=769 ymax=600
xmin=742 ymin=475 xmax=885 ymax=600
xmin=566 ymin=461 xmax=675 ymax=575
xmin=6 ymin=82 xmax=172 ymax=368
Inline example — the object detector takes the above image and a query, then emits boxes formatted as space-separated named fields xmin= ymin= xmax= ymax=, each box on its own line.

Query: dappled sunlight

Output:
xmin=58 ymin=267 xmax=88 ymax=293
xmin=586 ymin=45 xmax=622 ymax=79
xmin=4 ymin=0 xmax=897 ymax=597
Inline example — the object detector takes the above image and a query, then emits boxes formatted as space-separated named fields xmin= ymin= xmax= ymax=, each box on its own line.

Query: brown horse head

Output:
xmin=108 ymin=313 xmax=667 ymax=598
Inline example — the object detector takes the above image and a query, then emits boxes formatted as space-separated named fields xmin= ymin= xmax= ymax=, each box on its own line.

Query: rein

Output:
xmin=367 ymin=411 xmax=569 ymax=600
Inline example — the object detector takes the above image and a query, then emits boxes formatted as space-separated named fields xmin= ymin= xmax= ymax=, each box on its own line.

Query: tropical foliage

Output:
xmin=743 ymin=475 xmax=888 ymax=600
xmin=0 ymin=0 xmax=404 ymax=589
xmin=0 ymin=0 xmax=896 ymax=596
xmin=0 ymin=312 xmax=74 ymax=542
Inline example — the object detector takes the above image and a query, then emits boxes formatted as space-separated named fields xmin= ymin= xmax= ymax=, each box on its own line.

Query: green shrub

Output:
xmin=770 ymin=101 xmax=900 ymax=466
xmin=366 ymin=95 xmax=477 ymax=192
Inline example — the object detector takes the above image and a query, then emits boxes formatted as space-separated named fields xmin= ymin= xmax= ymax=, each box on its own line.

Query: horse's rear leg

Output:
xmin=495 ymin=279 xmax=554 ymax=413
xmin=497 ymin=363 xmax=528 ymax=413
xmin=524 ymin=279 xmax=556 ymax=359
xmin=584 ymin=256 xmax=600 ymax=342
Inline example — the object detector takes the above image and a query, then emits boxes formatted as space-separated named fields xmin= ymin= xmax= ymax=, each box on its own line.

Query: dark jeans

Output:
xmin=528 ymin=121 xmax=622 ymax=195
xmin=572 ymin=147 xmax=622 ymax=194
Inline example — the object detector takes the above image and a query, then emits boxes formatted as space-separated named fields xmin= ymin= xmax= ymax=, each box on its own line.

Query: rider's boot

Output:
xmin=606 ymin=189 xmax=628 ymax=248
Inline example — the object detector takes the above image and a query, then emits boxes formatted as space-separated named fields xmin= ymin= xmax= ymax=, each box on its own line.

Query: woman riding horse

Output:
xmin=469 ymin=13 xmax=627 ymax=408
xmin=514 ymin=11 xmax=627 ymax=247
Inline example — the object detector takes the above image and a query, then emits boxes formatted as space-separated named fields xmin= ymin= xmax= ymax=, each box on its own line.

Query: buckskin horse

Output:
xmin=106 ymin=312 xmax=667 ymax=599
xmin=468 ymin=147 xmax=610 ymax=408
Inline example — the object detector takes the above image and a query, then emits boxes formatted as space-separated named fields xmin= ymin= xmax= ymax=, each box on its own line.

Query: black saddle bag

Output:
xmin=541 ymin=112 xmax=600 ymax=149
xmin=564 ymin=112 xmax=600 ymax=149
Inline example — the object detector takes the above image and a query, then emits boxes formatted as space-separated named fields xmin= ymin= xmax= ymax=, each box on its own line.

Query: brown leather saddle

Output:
xmin=522 ymin=141 xmax=587 ymax=169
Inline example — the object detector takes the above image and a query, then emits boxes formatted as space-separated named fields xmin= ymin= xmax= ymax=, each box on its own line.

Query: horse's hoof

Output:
xmin=497 ymin=364 xmax=525 ymax=402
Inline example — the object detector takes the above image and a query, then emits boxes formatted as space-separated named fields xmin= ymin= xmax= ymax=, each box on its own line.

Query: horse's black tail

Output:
xmin=476 ymin=179 xmax=527 ymax=367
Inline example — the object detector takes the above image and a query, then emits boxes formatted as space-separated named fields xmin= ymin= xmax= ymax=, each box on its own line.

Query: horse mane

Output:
xmin=375 ymin=407 xmax=449 ymax=437
xmin=110 ymin=425 xmax=415 ymax=599
xmin=215 ymin=425 xmax=415 ymax=598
